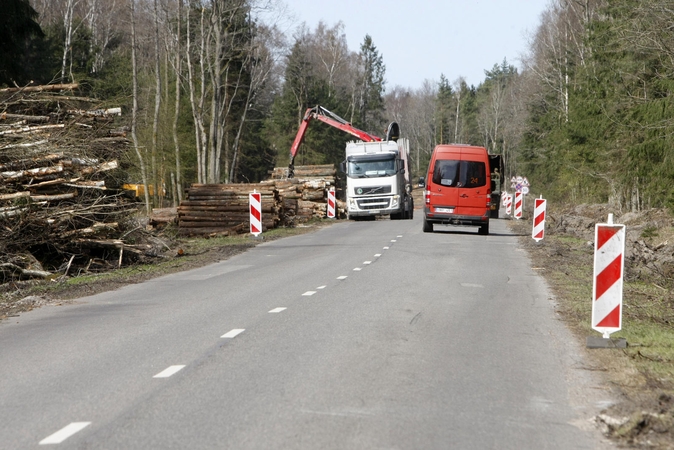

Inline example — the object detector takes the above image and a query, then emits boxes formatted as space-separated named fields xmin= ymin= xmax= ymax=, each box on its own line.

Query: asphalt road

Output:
xmin=0 ymin=216 xmax=614 ymax=449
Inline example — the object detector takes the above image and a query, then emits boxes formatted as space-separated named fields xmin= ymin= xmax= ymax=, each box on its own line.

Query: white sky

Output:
xmin=276 ymin=0 xmax=550 ymax=90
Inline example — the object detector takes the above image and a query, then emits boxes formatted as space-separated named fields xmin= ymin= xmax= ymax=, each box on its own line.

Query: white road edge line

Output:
xmin=39 ymin=422 xmax=91 ymax=445
xmin=153 ymin=365 xmax=186 ymax=378
xmin=302 ymin=291 xmax=316 ymax=296
xmin=221 ymin=328 xmax=245 ymax=338
xmin=269 ymin=307 xmax=286 ymax=313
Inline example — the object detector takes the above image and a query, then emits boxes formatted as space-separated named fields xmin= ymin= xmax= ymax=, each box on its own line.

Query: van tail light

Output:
xmin=425 ymin=190 xmax=430 ymax=205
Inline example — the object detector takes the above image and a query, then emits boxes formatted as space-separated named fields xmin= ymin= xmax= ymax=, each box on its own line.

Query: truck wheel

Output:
xmin=478 ymin=222 xmax=490 ymax=235
xmin=423 ymin=219 xmax=433 ymax=233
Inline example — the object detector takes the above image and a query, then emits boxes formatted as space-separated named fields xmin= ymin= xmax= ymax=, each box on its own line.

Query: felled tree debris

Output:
xmin=0 ymin=83 xmax=155 ymax=283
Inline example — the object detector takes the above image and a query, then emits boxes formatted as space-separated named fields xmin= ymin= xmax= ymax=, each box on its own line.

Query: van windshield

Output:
xmin=432 ymin=160 xmax=486 ymax=188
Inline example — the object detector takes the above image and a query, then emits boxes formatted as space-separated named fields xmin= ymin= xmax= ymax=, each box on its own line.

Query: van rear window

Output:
xmin=432 ymin=160 xmax=486 ymax=188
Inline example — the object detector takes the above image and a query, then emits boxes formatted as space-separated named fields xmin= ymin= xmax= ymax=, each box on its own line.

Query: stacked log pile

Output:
xmin=178 ymin=184 xmax=279 ymax=236
xmin=267 ymin=164 xmax=344 ymax=222
xmin=177 ymin=165 xmax=344 ymax=236
xmin=0 ymin=84 xmax=149 ymax=282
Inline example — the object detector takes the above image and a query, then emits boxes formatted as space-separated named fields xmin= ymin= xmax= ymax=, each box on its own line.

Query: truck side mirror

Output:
xmin=339 ymin=161 xmax=346 ymax=173
xmin=418 ymin=176 xmax=425 ymax=188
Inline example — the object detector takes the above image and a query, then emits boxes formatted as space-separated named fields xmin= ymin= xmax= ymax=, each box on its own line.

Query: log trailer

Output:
xmin=288 ymin=106 xmax=413 ymax=220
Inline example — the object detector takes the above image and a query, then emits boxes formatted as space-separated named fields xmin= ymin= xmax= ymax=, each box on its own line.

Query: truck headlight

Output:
xmin=391 ymin=195 xmax=400 ymax=208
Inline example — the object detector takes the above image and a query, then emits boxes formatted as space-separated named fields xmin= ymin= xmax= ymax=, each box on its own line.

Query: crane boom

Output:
xmin=288 ymin=106 xmax=381 ymax=178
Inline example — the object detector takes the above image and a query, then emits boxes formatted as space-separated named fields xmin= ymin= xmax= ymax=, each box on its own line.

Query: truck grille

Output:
xmin=357 ymin=198 xmax=391 ymax=210
xmin=354 ymin=185 xmax=391 ymax=195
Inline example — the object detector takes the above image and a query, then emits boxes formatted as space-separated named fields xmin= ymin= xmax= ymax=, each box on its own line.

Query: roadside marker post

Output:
xmin=505 ymin=194 xmax=512 ymax=216
xmin=588 ymin=214 xmax=627 ymax=348
xmin=249 ymin=190 xmax=262 ymax=237
xmin=532 ymin=196 xmax=546 ymax=241
xmin=327 ymin=188 xmax=336 ymax=218
xmin=514 ymin=191 xmax=523 ymax=219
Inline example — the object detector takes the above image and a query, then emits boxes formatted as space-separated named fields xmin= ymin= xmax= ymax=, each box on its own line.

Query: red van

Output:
xmin=422 ymin=144 xmax=492 ymax=235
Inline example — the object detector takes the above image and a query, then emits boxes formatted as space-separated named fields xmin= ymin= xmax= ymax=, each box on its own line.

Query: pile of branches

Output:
xmin=0 ymin=83 xmax=153 ymax=283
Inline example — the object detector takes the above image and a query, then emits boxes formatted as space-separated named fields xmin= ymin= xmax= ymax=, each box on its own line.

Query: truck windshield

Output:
xmin=347 ymin=158 xmax=396 ymax=178
xmin=432 ymin=160 xmax=486 ymax=188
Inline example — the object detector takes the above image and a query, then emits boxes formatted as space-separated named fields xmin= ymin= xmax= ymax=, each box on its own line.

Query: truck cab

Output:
xmin=341 ymin=140 xmax=413 ymax=220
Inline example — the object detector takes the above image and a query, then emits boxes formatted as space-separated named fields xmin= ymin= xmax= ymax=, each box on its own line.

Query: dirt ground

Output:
xmin=2 ymin=203 xmax=673 ymax=448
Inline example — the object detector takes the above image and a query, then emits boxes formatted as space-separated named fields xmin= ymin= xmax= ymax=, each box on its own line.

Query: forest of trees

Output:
xmin=2 ymin=0 xmax=673 ymax=214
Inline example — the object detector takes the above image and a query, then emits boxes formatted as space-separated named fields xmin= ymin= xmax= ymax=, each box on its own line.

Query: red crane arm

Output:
xmin=288 ymin=106 xmax=381 ymax=177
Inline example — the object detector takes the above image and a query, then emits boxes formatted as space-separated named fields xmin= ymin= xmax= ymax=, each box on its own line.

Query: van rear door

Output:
xmin=455 ymin=158 xmax=488 ymax=216
xmin=429 ymin=158 xmax=460 ymax=213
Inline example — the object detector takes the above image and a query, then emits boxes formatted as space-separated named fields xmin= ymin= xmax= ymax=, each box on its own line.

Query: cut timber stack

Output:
xmin=266 ymin=164 xmax=344 ymax=223
xmin=178 ymin=184 xmax=280 ymax=236
xmin=177 ymin=165 xmax=344 ymax=236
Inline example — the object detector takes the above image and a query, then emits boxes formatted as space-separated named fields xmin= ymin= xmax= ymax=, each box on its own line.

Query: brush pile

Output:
xmin=0 ymin=83 xmax=152 ymax=282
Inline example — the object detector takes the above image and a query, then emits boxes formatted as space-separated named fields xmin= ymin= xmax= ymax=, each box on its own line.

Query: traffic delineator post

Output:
xmin=514 ymin=191 xmax=523 ymax=219
xmin=591 ymin=213 xmax=626 ymax=340
xmin=532 ymin=196 xmax=546 ymax=241
xmin=327 ymin=188 xmax=336 ymax=218
xmin=505 ymin=194 xmax=512 ymax=216
xmin=249 ymin=190 xmax=262 ymax=236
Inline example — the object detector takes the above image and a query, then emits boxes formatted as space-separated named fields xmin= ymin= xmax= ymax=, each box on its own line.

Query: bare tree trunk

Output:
xmin=130 ymin=0 xmax=150 ymax=214
xmin=151 ymin=0 xmax=162 ymax=206
xmin=61 ymin=0 xmax=77 ymax=82
xmin=173 ymin=0 xmax=183 ymax=204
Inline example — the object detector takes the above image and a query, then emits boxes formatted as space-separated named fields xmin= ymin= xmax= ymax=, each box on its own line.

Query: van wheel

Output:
xmin=478 ymin=222 xmax=489 ymax=235
xmin=423 ymin=219 xmax=433 ymax=233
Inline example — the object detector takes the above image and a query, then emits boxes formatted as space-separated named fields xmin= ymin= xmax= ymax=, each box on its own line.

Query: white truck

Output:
xmin=341 ymin=139 xmax=413 ymax=220
xmin=287 ymin=105 xmax=413 ymax=220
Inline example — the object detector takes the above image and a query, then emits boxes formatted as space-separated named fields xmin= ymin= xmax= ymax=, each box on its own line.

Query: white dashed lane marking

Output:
xmin=353 ymin=268 xmax=362 ymax=271
xmin=302 ymin=291 xmax=316 ymax=296
xmin=221 ymin=329 xmax=245 ymax=338
xmin=317 ymin=285 xmax=326 ymax=290
xmin=337 ymin=276 xmax=347 ymax=280
xmin=363 ymin=261 xmax=371 ymax=265
xmin=374 ymin=254 xmax=381 ymax=257
xmin=153 ymin=365 xmax=186 ymax=378
xmin=383 ymin=246 xmax=389 ymax=250
xmin=39 ymin=422 xmax=91 ymax=445
xmin=268 ymin=307 xmax=286 ymax=313
xmin=397 ymin=235 xmax=403 ymax=238
xmin=390 ymin=240 xmax=397 ymax=242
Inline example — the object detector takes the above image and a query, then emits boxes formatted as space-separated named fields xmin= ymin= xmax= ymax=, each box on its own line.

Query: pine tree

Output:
xmin=357 ymin=35 xmax=386 ymax=135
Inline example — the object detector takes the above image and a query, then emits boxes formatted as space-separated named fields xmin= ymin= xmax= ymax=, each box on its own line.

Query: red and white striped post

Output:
xmin=514 ymin=191 xmax=523 ymax=219
xmin=532 ymin=196 xmax=546 ymax=241
xmin=249 ymin=190 xmax=262 ymax=236
xmin=592 ymin=214 xmax=625 ymax=338
xmin=327 ymin=188 xmax=336 ymax=218
xmin=505 ymin=194 xmax=512 ymax=216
